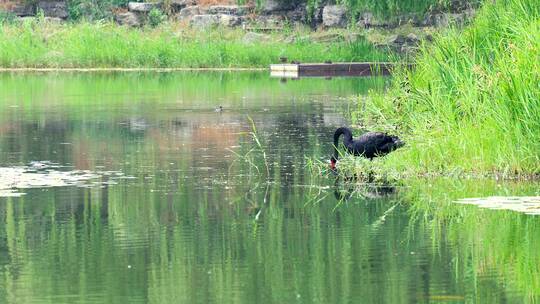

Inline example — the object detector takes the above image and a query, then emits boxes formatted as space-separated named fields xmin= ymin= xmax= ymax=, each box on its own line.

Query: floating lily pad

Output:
xmin=0 ymin=162 xmax=126 ymax=197
xmin=455 ymin=196 xmax=540 ymax=215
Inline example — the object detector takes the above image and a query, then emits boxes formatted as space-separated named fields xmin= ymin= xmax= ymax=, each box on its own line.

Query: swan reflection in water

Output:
xmin=333 ymin=176 xmax=397 ymax=202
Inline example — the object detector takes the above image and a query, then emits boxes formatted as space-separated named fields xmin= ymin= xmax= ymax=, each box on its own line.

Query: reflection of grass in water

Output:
xmin=0 ymin=72 xmax=387 ymax=119
xmin=303 ymin=165 xmax=540 ymax=299
xmin=405 ymin=178 xmax=540 ymax=299
xmin=4 ymin=171 xmax=533 ymax=302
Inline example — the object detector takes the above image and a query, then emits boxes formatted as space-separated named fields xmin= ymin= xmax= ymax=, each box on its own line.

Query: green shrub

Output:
xmin=148 ymin=8 xmax=164 ymax=28
xmin=67 ymin=0 xmax=114 ymax=21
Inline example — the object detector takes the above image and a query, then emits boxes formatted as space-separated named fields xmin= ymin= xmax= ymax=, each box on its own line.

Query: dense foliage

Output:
xmin=355 ymin=0 xmax=540 ymax=176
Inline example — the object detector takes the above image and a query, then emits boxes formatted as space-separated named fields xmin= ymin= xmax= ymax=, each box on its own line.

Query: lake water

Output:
xmin=0 ymin=72 xmax=539 ymax=303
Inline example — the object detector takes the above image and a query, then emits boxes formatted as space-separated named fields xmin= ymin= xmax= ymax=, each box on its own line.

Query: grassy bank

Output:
xmin=351 ymin=0 xmax=540 ymax=177
xmin=0 ymin=21 xmax=391 ymax=68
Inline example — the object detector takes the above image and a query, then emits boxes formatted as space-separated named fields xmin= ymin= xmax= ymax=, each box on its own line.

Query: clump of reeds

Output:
xmin=307 ymin=152 xmax=402 ymax=185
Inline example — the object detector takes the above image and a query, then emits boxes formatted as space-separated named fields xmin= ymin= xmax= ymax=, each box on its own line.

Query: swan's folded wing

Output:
xmin=357 ymin=132 xmax=391 ymax=146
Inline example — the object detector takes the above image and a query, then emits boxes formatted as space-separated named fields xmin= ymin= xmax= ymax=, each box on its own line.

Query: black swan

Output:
xmin=330 ymin=127 xmax=404 ymax=170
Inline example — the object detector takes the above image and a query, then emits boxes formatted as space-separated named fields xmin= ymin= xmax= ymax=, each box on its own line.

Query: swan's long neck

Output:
xmin=332 ymin=127 xmax=353 ymax=160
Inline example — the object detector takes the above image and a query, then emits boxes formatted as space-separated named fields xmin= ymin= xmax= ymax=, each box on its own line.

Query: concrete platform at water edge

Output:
xmin=270 ymin=62 xmax=411 ymax=78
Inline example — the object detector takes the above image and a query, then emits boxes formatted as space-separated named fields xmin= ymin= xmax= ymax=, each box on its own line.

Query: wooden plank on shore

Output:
xmin=270 ymin=62 xmax=410 ymax=78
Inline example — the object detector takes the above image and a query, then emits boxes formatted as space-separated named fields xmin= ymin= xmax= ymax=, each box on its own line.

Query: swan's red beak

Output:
xmin=330 ymin=158 xmax=336 ymax=170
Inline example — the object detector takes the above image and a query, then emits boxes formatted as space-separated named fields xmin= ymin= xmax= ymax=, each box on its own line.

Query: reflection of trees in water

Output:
xmin=0 ymin=120 xmax=70 ymax=163
xmin=0 ymin=114 xmax=245 ymax=171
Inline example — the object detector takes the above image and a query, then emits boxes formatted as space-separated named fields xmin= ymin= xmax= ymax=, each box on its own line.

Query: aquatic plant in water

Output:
xmin=0 ymin=162 xmax=127 ymax=197
xmin=455 ymin=196 xmax=540 ymax=215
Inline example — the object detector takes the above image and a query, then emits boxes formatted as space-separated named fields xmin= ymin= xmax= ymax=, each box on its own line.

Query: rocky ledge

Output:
xmin=3 ymin=0 xmax=477 ymax=30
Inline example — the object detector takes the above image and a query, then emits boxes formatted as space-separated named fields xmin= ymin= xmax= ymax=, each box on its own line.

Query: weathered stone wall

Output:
xmin=2 ymin=0 xmax=477 ymax=34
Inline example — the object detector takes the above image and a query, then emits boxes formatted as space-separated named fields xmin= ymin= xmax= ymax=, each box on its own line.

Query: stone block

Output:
xmin=322 ymin=5 xmax=347 ymax=28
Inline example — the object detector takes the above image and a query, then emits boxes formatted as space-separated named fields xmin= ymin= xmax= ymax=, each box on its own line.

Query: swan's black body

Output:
xmin=330 ymin=127 xmax=404 ymax=169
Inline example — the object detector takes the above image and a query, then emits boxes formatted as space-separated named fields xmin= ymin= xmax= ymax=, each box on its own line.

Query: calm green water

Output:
xmin=0 ymin=73 xmax=540 ymax=303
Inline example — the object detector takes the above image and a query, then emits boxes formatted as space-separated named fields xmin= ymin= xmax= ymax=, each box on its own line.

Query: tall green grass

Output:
xmin=0 ymin=21 xmax=390 ymax=68
xmin=354 ymin=0 xmax=540 ymax=177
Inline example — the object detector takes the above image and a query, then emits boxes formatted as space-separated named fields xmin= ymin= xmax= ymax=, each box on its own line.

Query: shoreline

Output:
xmin=0 ymin=67 xmax=268 ymax=73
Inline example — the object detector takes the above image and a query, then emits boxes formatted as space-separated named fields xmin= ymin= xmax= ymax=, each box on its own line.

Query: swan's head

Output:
xmin=330 ymin=156 xmax=337 ymax=171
